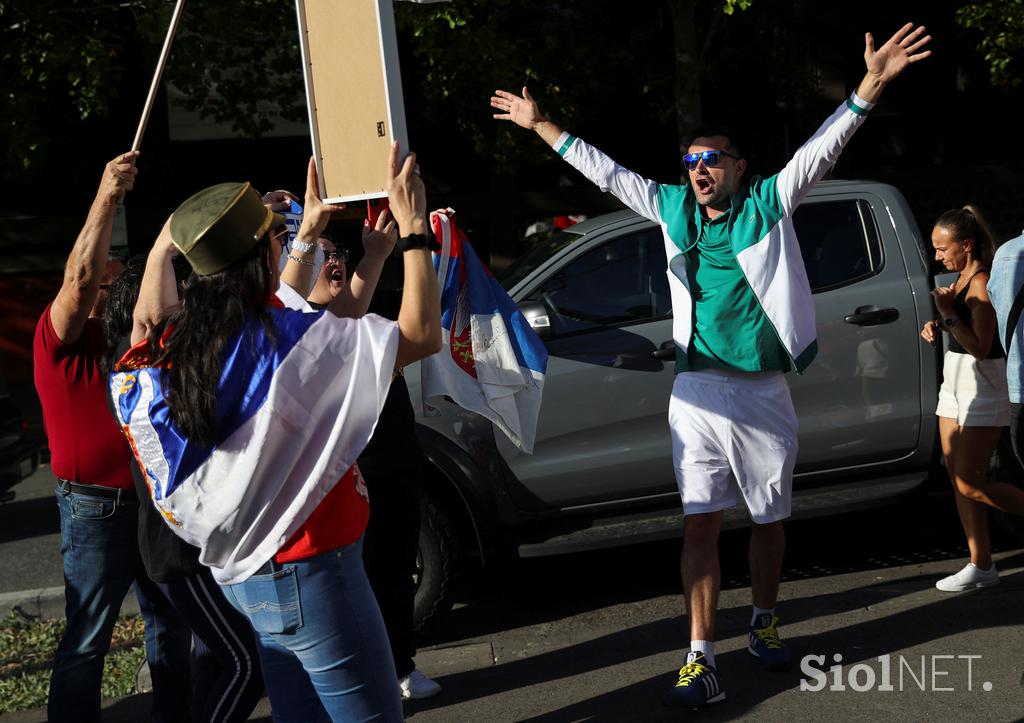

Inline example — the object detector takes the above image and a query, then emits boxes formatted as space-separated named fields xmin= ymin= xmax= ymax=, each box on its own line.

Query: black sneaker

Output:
xmin=663 ymin=652 xmax=726 ymax=709
xmin=748 ymin=614 xmax=793 ymax=671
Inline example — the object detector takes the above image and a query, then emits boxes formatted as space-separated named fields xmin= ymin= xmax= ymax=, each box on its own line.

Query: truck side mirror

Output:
xmin=519 ymin=301 xmax=553 ymax=339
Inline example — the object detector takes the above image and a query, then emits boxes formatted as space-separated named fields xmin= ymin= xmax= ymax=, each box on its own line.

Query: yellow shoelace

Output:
xmin=751 ymin=615 xmax=784 ymax=649
xmin=674 ymin=660 xmax=708 ymax=687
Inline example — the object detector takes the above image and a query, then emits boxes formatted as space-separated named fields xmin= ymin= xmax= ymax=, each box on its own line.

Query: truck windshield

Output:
xmin=496 ymin=230 xmax=582 ymax=291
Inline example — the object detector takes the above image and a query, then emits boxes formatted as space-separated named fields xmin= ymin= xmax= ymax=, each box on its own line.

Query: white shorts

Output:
xmin=935 ymin=351 xmax=1010 ymax=427
xmin=669 ymin=369 xmax=797 ymax=524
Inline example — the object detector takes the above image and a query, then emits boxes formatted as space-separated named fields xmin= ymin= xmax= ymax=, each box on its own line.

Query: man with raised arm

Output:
xmin=33 ymin=152 xmax=191 ymax=722
xmin=492 ymin=23 xmax=931 ymax=709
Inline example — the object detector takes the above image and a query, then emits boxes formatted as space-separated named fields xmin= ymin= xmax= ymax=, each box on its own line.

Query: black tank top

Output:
xmin=948 ymin=269 xmax=1005 ymax=358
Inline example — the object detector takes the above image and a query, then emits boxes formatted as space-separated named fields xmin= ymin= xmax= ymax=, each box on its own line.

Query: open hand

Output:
xmin=362 ymin=207 xmax=397 ymax=261
xmin=299 ymin=157 xmax=345 ymax=239
xmin=261 ymin=189 xmax=299 ymax=213
xmin=865 ymin=23 xmax=932 ymax=85
xmin=491 ymin=87 xmax=546 ymax=130
xmin=387 ymin=142 xmax=427 ymax=235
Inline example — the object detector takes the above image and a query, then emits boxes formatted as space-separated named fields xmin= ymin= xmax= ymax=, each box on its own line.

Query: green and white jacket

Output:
xmin=551 ymin=92 xmax=875 ymax=373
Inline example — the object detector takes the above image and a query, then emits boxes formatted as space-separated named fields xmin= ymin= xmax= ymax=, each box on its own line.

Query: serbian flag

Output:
xmin=421 ymin=209 xmax=547 ymax=453
xmin=109 ymin=304 xmax=398 ymax=584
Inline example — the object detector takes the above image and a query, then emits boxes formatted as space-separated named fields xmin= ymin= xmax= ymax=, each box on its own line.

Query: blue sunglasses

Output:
xmin=683 ymin=149 xmax=741 ymax=170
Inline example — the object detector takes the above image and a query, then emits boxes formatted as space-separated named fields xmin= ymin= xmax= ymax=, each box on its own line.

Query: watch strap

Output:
xmin=397 ymin=233 xmax=440 ymax=253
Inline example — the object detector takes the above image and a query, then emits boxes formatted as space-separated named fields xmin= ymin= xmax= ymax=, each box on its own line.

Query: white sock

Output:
xmin=752 ymin=606 xmax=774 ymax=626
xmin=688 ymin=640 xmax=715 ymax=667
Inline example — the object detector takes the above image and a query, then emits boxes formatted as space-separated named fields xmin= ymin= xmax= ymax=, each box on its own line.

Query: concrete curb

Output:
xmin=0 ymin=586 xmax=139 ymax=620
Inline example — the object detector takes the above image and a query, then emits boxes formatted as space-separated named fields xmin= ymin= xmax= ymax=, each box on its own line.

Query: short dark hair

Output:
xmin=687 ymin=125 xmax=743 ymax=159
xmin=102 ymin=255 xmax=147 ymax=373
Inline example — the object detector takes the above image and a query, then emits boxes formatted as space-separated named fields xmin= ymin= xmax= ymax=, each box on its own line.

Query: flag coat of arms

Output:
xmin=421 ymin=210 xmax=548 ymax=453
xmin=110 ymin=305 xmax=398 ymax=584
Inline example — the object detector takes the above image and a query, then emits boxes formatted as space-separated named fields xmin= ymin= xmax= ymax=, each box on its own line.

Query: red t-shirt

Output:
xmin=34 ymin=304 xmax=133 ymax=489
xmin=273 ymin=464 xmax=370 ymax=563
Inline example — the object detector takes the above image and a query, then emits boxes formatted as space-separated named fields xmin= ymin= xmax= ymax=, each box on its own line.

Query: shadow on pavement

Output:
xmin=408 ymin=562 xmax=1024 ymax=721
xmin=0 ymin=494 xmax=58 ymax=544
xmin=417 ymin=492 xmax=987 ymax=649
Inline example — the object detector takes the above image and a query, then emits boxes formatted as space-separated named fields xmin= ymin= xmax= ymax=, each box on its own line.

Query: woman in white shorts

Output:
xmin=921 ymin=206 xmax=1008 ymax=592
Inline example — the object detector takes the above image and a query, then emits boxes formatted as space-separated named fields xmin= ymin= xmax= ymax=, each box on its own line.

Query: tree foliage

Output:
xmin=393 ymin=0 xmax=676 ymax=172
xmin=147 ymin=1 xmax=307 ymax=137
xmin=956 ymin=0 xmax=1024 ymax=88
xmin=0 ymin=1 xmax=134 ymax=173
xmin=0 ymin=0 xmax=307 ymax=177
xmin=7 ymin=0 xmax=1010 ymax=185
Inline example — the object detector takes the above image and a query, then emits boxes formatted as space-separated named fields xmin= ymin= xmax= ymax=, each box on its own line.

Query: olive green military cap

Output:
xmin=170 ymin=182 xmax=286 ymax=276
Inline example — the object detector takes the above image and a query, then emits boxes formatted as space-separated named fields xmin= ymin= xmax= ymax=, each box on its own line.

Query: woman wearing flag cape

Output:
xmin=111 ymin=143 xmax=440 ymax=722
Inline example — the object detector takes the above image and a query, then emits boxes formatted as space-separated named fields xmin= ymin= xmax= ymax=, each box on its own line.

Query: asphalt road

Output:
xmin=0 ymin=465 xmax=62 ymax=593
xmin=2 ymin=467 xmax=1023 ymax=721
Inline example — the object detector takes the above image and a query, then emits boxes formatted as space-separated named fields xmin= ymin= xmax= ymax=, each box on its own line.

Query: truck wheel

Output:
xmin=413 ymin=490 xmax=460 ymax=632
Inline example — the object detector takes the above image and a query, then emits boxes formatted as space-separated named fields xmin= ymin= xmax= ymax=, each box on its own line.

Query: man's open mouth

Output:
xmin=330 ymin=269 xmax=344 ymax=282
xmin=695 ymin=176 xmax=713 ymax=194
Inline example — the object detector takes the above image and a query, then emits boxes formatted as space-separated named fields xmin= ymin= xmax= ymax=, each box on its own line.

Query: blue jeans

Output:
xmin=221 ymin=537 xmax=402 ymax=723
xmin=49 ymin=483 xmax=192 ymax=723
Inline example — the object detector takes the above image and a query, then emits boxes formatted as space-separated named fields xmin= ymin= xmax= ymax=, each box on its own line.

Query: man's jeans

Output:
xmin=221 ymin=537 xmax=403 ymax=722
xmin=48 ymin=482 xmax=193 ymax=723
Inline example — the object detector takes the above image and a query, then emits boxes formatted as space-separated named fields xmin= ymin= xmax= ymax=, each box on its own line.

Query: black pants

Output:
xmin=1011 ymin=403 xmax=1024 ymax=468
xmin=157 ymin=568 xmax=264 ymax=722
xmin=359 ymin=377 xmax=423 ymax=679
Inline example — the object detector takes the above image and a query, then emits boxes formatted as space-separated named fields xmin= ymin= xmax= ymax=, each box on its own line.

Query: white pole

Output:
xmin=132 ymin=0 xmax=187 ymax=152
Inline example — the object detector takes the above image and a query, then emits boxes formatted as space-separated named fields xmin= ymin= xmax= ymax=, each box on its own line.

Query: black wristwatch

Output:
xmin=397 ymin=233 xmax=440 ymax=252
xmin=942 ymin=316 xmax=958 ymax=330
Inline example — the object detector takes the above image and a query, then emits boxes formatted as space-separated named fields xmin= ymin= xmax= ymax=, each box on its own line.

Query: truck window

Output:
xmin=794 ymin=199 xmax=883 ymax=293
xmin=524 ymin=228 xmax=671 ymax=335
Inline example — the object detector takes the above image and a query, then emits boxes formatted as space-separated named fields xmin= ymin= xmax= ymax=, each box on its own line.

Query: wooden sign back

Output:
xmin=296 ymin=0 xmax=409 ymax=203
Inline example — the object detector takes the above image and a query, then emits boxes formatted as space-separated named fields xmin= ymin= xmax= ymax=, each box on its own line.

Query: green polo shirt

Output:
xmin=676 ymin=207 xmax=792 ymax=374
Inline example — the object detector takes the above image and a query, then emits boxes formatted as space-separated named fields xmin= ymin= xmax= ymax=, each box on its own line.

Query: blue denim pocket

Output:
xmin=71 ymin=495 xmax=116 ymax=520
xmin=230 ymin=567 xmax=303 ymax=635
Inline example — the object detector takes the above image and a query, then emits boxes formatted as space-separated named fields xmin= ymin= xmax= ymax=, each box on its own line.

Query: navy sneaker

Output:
xmin=748 ymin=614 xmax=792 ymax=671
xmin=663 ymin=652 xmax=725 ymax=709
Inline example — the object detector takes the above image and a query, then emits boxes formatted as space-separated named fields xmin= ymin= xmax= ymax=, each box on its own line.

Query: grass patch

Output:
xmin=0 ymin=610 xmax=146 ymax=713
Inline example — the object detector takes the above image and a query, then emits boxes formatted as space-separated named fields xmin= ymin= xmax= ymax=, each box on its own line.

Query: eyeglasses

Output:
xmin=324 ymin=249 xmax=349 ymax=264
xmin=682 ymin=149 xmax=741 ymax=171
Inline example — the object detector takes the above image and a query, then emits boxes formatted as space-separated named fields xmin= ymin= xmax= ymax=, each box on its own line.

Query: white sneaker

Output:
xmin=399 ymin=668 xmax=442 ymax=700
xmin=935 ymin=562 xmax=1000 ymax=592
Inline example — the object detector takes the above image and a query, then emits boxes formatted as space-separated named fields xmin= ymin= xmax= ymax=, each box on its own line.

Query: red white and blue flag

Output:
xmin=109 ymin=305 xmax=398 ymax=584
xmin=421 ymin=210 xmax=547 ymax=453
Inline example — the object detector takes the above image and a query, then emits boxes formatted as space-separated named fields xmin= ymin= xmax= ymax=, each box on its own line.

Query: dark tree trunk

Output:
xmin=666 ymin=0 xmax=703 ymax=177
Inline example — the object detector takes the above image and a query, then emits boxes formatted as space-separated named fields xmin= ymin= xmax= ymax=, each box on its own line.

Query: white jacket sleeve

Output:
xmin=775 ymin=92 xmax=875 ymax=215
xmin=552 ymin=132 xmax=663 ymax=224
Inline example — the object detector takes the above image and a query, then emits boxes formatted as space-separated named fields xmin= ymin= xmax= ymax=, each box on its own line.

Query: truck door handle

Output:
xmin=651 ymin=341 xmax=677 ymax=360
xmin=844 ymin=306 xmax=899 ymax=326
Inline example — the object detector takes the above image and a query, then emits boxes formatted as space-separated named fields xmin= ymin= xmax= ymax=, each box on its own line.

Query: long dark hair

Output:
xmin=101 ymin=255 xmax=147 ymax=374
xmin=935 ymin=205 xmax=996 ymax=268
xmin=156 ymin=235 xmax=276 ymax=446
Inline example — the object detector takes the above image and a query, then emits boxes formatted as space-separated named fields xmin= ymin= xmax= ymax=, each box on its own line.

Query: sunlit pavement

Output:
xmin=2 ymin=469 xmax=1022 ymax=721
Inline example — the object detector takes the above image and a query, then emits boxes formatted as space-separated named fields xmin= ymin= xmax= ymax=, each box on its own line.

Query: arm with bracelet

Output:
xmin=327 ymin=143 xmax=441 ymax=367
xmin=279 ymin=159 xmax=343 ymax=296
